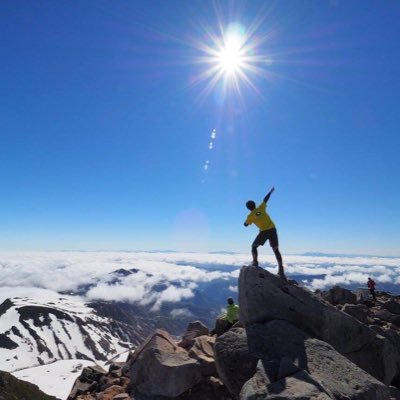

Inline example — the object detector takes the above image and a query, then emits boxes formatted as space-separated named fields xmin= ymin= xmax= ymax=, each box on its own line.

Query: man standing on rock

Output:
xmin=244 ymin=187 xmax=286 ymax=280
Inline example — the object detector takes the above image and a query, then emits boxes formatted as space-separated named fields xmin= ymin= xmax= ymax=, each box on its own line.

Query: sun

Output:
xmin=216 ymin=28 xmax=246 ymax=76
xmin=191 ymin=22 xmax=270 ymax=100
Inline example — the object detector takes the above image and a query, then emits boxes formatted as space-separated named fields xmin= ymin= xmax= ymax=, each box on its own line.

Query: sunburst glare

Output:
xmin=191 ymin=21 xmax=272 ymax=102
xmin=217 ymin=25 xmax=246 ymax=75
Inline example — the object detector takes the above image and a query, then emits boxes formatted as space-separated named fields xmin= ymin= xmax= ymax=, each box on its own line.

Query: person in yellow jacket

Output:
xmin=244 ymin=187 xmax=286 ymax=280
xmin=222 ymin=297 xmax=239 ymax=333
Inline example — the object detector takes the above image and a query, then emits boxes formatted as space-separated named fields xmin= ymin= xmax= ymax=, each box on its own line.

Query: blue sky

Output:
xmin=1 ymin=1 xmax=399 ymax=255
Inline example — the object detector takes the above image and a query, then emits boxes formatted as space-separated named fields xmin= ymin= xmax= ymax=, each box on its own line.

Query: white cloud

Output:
xmin=228 ymin=285 xmax=238 ymax=292
xmin=0 ymin=251 xmax=399 ymax=306
xmin=151 ymin=286 xmax=195 ymax=311
xmin=170 ymin=308 xmax=193 ymax=317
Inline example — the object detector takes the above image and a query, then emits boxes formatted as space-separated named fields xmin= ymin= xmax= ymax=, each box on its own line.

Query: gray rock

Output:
xmin=112 ymin=394 xmax=131 ymax=400
xmin=68 ymin=365 xmax=107 ymax=400
xmin=238 ymin=266 xmax=398 ymax=384
xmin=383 ymin=300 xmax=400 ymax=315
xmin=389 ymin=385 xmax=400 ymax=400
xmin=321 ymin=285 xmax=357 ymax=305
xmin=342 ymin=303 xmax=369 ymax=323
xmin=245 ymin=320 xmax=391 ymax=400
xmin=210 ymin=317 xmax=230 ymax=336
xmin=178 ymin=321 xmax=209 ymax=350
xmin=214 ymin=328 xmax=258 ymax=396
xmin=375 ymin=308 xmax=400 ymax=326
xmin=130 ymin=329 xmax=202 ymax=397
xmin=188 ymin=335 xmax=216 ymax=377
xmin=240 ymin=364 xmax=332 ymax=400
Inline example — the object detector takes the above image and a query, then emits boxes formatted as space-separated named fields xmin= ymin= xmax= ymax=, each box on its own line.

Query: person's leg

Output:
xmin=251 ymin=231 xmax=267 ymax=266
xmin=273 ymin=247 xmax=286 ymax=277
xmin=269 ymin=229 xmax=286 ymax=278
xmin=370 ymin=288 xmax=376 ymax=301
xmin=222 ymin=321 xmax=233 ymax=334
xmin=273 ymin=247 xmax=283 ymax=269
xmin=251 ymin=244 xmax=259 ymax=266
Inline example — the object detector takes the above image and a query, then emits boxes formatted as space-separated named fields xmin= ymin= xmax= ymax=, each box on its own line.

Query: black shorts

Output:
xmin=252 ymin=228 xmax=279 ymax=249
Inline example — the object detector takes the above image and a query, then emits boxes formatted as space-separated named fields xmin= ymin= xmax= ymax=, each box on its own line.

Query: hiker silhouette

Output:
xmin=244 ymin=187 xmax=286 ymax=280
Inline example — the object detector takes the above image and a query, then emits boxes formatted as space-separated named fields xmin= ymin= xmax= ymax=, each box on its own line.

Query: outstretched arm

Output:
xmin=263 ymin=187 xmax=275 ymax=203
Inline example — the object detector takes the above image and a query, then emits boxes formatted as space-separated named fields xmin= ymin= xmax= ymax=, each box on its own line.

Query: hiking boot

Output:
xmin=278 ymin=267 xmax=287 ymax=281
xmin=278 ymin=272 xmax=288 ymax=282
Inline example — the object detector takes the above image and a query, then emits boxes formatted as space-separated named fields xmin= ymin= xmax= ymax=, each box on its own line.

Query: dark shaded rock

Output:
xmin=0 ymin=334 xmax=18 ymax=350
xmin=214 ymin=328 xmax=258 ymax=396
xmin=210 ymin=317 xmax=230 ymax=336
xmin=0 ymin=299 xmax=14 ymax=318
xmin=321 ymin=286 xmax=357 ymax=305
xmin=389 ymin=385 xmax=400 ymax=400
xmin=240 ymin=364 xmax=332 ymax=400
xmin=68 ymin=365 xmax=107 ymax=400
xmin=244 ymin=320 xmax=390 ymax=399
xmin=383 ymin=300 xmax=400 ymax=315
xmin=374 ymin=309 xmax=400 ymax=326
xmin=342 ymin=303 xmax=369 ymax=323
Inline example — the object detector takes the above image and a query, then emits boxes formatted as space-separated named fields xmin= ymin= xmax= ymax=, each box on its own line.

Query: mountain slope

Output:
xmin=0 ymin=296 xmax=153 ymax=372
xmin=0 ymin=370 xmax=59 ymax=400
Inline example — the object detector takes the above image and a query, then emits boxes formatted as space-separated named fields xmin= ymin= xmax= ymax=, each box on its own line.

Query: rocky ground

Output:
xmin=67 ymin=267 xmax=400 ymax=400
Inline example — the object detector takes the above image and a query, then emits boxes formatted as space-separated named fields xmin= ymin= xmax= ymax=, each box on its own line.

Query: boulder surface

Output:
xmin=238 ymin=266 xmax=399 ymax=384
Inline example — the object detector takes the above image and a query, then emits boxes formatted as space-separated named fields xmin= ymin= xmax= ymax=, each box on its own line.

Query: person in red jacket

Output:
xmin=367 ymin=277 xmax=377 ymax=301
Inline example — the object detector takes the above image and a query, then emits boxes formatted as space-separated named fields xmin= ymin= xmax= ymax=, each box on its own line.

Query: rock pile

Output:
xmin=68 ymin=266 xmax=400 ymax=399
xmin=68 ymin=322 xmax=230 ymax=400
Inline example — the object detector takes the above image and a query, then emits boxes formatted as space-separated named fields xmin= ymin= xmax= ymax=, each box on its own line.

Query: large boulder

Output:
xmin=238 ymin=266 xmax=399 ymax=385
xmin=214 ymin=327 xmax=258 ymax=396
xmin=188 ymin=335 xmax=216 ymax=377
xmin=241 ymin=320 xmax=390 ymax=399
xmin=321 ymin=285 xmax=357 ymax=305
xmin=130 ymin=329 xmax=202 ymax=397
xmin=178 ymin=321 xmax=209 ymax=350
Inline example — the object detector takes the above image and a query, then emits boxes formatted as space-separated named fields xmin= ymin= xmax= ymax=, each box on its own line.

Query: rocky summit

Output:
xmin=68 ymin=265 xmax=400 ymax=399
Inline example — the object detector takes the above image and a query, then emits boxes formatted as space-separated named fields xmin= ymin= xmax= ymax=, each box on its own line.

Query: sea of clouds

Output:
xmin=0 ymin=251 xmax=399 ymax=307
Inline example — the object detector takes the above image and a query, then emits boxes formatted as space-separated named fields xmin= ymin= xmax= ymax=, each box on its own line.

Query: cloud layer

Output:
xmin=0 ymin=251 xmax=399 ymax=306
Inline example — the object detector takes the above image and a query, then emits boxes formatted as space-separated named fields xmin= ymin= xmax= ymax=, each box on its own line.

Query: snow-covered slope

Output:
xmin=0 ymin=296 xmax=151 ymax=372
xmin=13 ymin=359 xmax=96 ymax=400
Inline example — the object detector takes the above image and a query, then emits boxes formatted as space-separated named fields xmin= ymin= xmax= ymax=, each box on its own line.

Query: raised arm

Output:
xmin=263 ymin=187 xmax=275 ymax=203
